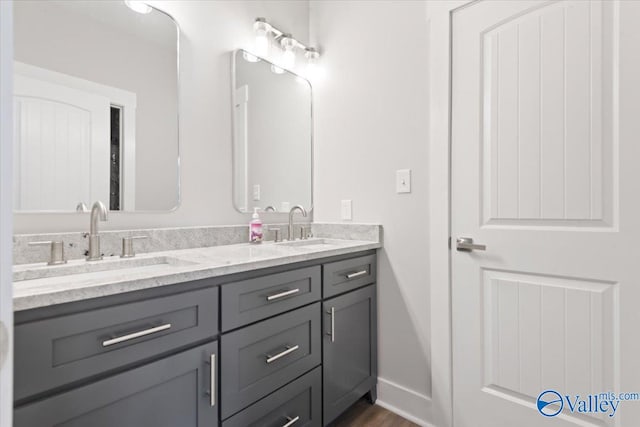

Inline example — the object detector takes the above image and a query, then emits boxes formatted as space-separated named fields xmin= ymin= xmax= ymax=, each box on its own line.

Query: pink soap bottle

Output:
xmin=249 ymin=208 xmax=263 ymax=243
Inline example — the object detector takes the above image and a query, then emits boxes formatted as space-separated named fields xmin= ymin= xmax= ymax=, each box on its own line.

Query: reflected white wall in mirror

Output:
xmin=232 ymin=49 xmax=312 ymax=213
xmin=13 ymin=0 xmax=179 ymax=212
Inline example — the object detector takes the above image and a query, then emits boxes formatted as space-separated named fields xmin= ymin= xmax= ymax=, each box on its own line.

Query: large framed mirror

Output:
xmin=13 ymin=0 xmax=179 ymax=212
xmin=232 ymin=49 xmax=312 ymax=214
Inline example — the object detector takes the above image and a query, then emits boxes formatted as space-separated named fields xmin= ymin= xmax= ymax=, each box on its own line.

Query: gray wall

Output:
xmin=13 ymin=0 xmax=310 ymax=233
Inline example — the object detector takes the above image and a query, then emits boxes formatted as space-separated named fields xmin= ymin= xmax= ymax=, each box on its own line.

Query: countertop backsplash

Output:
xmin=13 ymin=223 xmax=382 ymax=265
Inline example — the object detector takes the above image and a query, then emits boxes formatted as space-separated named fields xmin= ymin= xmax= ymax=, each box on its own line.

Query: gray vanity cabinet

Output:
xmin=14 ymin=340 xmax=218 ymax=427
xmin=322 ymin=284 xmax=378 ymax=425
xmin=14 ymin=249 xmax=378 ymax=426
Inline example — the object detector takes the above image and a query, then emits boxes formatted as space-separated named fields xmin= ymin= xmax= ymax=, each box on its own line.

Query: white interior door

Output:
xmin=452 ymin=1 xmax=640 ymax=426
xmin=13 ymin=74 xmax=110 ymax=211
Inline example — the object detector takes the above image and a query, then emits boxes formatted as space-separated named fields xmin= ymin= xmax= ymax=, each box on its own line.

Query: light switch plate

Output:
xmin=396 ymin=169 xmax=411 ymax=193
xmin=341 ymin=200 xmax=352 ymax=221
xmin=252 ymin=184 xmax=261 ymax=201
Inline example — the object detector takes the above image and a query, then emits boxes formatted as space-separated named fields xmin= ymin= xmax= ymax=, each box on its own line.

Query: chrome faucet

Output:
xmin=288 ymin=205 xmax=307 ymax=241
xmin=87 ymin=201 xmax=108 ymax=261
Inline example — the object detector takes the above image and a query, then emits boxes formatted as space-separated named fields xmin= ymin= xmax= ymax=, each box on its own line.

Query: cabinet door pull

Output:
xmin=346 ymin=270 xmax=368 ymax=279
xmin=210 ymin=353 xmax=216 ymax=407
xmin=102 ymin=323 xmax=171 ymax=347
xmin=326 ymin=307 xmax=335 ymax=343
xmin=282 ymin=416 xmax=300 ymax=427
xmin=266 ymin=288 xmax=300 ymax=301
xmin=266 ymin=344 xmax=299 ymax=364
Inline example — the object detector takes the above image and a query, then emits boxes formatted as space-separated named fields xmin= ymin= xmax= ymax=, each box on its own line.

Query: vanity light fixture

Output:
xmin=253 ymin=17 xmax=320 ymax=72
xmin=124 ymin=0 xmax=152 ymax=14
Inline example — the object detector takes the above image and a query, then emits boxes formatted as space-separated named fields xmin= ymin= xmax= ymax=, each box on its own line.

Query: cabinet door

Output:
xmin=14 ymin=341 xmax=218 ymax=427
xmin=322 ymin=285 xmax=377 ymax=425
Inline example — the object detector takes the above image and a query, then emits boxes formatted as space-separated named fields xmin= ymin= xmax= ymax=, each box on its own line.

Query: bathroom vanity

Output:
xmin=12 ymin=238 xmax=379 ymax=427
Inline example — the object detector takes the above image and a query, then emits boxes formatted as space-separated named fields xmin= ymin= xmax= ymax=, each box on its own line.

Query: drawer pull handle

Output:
xmin=282 ymin=416 xmax=300 ymax=427
xmin=346 ymin=270 xmax=368 ymax=279
xmin=210 ymin=353 xmax=216 ymax=407
xmin=102 ymin=323 xmax=172 ymax=347
xmin=266 ymin=344 xmax=299 ymax=364
xmin=267 ymin=288 xmax=300 ymax=301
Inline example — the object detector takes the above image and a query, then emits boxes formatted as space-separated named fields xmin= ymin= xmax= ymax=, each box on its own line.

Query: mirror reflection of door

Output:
xmin=13 ymin=64 xmax=136 ymax=212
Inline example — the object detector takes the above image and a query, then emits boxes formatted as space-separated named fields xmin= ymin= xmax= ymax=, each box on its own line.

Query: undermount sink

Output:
xmin=13 ymin=256 xmax=196 ymax=282
xmin=277 ymin=238 xmax=339 ymax=248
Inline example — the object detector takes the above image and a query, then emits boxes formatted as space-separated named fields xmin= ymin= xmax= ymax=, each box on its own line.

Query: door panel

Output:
xmin=14 ymin=341 xmax=218 ymax=427
xmin=452 ymin=1 xmax=640 ymax=426
xmin=480 ymin=0 xmax=614 ymax=228
xmin=323 ymin=285 xmax=377 ymax=425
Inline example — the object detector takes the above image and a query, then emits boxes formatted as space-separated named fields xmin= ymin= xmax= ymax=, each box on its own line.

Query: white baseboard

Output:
xmin=376 ymin=377 xmax=435 ymax=427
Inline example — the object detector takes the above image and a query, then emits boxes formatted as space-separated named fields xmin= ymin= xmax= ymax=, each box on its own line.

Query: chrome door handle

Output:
xmin=267 ymin=288 xmax=300 ymax=301
xmin=456 ymin=237 xmax=486 ymax=252
xmin=266 ymin=345 xmax=299 ymax=364
xmin=282 ymin=416 xmax=300 ymax=427
xmin=102 ymin=323 xmax=171 ymax=347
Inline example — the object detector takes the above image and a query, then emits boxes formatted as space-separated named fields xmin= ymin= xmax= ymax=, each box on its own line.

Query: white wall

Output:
xmin=13 ymin=0 xmax=310 ymax=233
xmin=310 ymin=1 xmax=433 ymax=424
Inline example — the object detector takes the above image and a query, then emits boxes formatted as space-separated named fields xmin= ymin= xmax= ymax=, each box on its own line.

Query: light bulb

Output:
xmin=271 ymin=65 xmax=285 ymax=74
xmin=125 ymin=0 xmax=152 ymax=14
xmin=242 ymin=51 xmax=260 ymax=63
xmin=254 ymin=18 xmax=270 ymax=57
xmin=304 ymin=47 xmax=321 ymax=81
xmin=280 ymin=35 xmax=296 ymax=69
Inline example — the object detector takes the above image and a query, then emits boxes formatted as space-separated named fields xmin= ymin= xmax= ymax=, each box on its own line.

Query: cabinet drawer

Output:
xmin=221 ymin=266 xmax=321 ymax=331
xmin=323 ymin=254 xmax=376 ymax=298
xmin=221 ymin=303 xmax=321 ymax=419
xmin=14 ymin=341 xmax=218 ymax=427
xmin=15 ymin=286 xmax=219 ymax=401
xmin=223 ymin=366 xmax=321 ymax=427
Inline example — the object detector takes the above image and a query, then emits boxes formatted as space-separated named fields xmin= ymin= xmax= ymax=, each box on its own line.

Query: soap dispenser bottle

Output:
xmin=249 ymin=208 xmax=263 ymax=243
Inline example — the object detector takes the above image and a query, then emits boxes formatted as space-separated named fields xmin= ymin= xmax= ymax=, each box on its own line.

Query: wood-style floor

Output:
xmin=329 ymin=399 xmax=419 ymax=427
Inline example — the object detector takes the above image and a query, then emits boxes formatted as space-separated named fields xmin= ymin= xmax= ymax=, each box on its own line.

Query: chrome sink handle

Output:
xmin=121 ymin=236 xmax=147 ymax=258
xmin=29 ymin=240 xmax=67 ymax=265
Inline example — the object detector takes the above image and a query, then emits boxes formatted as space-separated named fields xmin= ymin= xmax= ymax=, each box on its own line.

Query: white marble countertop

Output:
xmin=13 ymin=238 xmax=381 ymax=312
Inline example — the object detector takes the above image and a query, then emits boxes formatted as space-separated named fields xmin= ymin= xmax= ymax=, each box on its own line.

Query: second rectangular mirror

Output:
xmin=232 ymin=49 xmax=312 ymax=214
